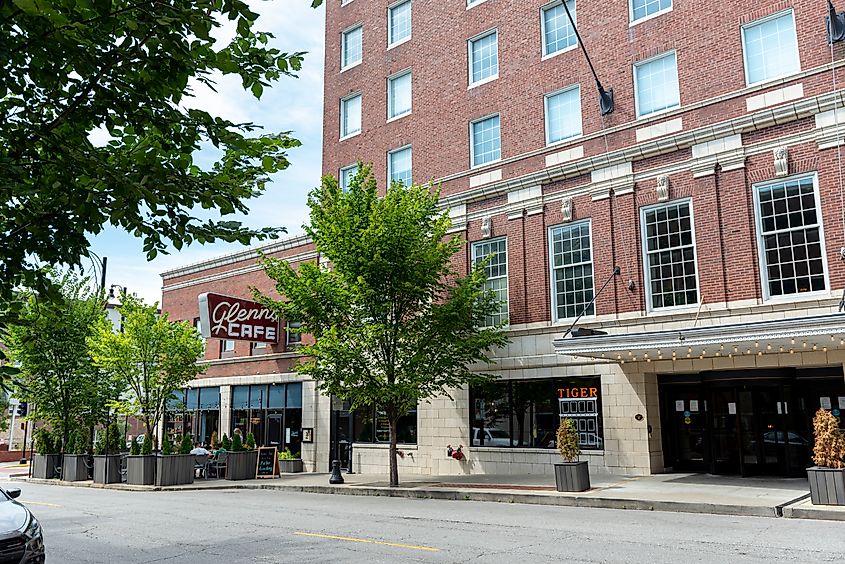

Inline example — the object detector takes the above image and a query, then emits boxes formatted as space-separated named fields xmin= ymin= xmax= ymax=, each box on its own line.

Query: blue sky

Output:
xmin=89 ymin=2 xmax=326 ymax=305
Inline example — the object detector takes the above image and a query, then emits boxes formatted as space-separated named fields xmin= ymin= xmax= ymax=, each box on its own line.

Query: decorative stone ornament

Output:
xmin=561 ymin=198 xmax=573 ymax=222
xmin=656 ymin=175 xmax=670 ymax=202
xmin=773 ymin=146 xmax=789 ymax=177
xmin=480 ymin=215 xmax=492 ymax=238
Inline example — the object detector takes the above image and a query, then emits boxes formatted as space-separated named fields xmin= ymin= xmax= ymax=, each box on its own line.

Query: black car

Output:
xmin=0 ymin=488 xmax=44 ymax=564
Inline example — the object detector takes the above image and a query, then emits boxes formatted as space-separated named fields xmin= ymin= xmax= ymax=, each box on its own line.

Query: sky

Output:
xmin=89 ymin=2 xmax=326 ymax=305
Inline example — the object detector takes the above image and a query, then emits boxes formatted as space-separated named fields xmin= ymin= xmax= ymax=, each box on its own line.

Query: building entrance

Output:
xmin=659 ymin=368 xmax=844 ymax=477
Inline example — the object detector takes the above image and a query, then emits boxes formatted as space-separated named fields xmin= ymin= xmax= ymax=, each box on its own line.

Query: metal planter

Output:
xmin=155 ymin=454 xmax=194 ymax=487
xmin=126 ymin=455 xmax=157 ymax=486
xmin=278 ymin=459 xmax=303 ymax=473
xmin=62 ymin=455 xmax=89 ymax=482
xmin=93 ymin=455 xmax=122 ymax=484
xmin=554 ymin=461 xmax=590 ymax=492
xmin=32 ymin=454 xmax=61 ymax=480
xmin=808 ymin=466 xmax=845 ymax=505
xmin=226 ymin=450 xmax=258 ymax=481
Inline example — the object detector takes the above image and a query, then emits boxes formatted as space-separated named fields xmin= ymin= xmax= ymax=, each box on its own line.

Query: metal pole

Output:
xmin=561 ymin=266 xmax=621 ymax=339
xmin=104 ymin=408 xmax=109 ymax=482
xmin=559 ymin=0 xmax=614 ymax=115
xmin=100 ymin=257 xmax=108 ymax=295
xmin=19 ymin=420 xmax=28 ymax=464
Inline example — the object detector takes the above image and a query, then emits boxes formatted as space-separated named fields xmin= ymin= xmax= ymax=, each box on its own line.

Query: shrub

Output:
xmin=130 ymin=438 xmax=140 ymax=456
xmin=245 ymin=432 xmax=255 ymax=450
xmin=162 ymin=435 xmax=173 ymax=455
xmin=556 ymin=418 xmax=580 ymax=463
xmin=73 ymin=430 xmax=90 ymax=455
xmin=231 ymin=432 xmax=243 ymax=452
xmin=141 ymin=434 xmax=153 ymax=455
xmin=94 ymin=423 xmax=122 ymax=455
xmin=210 ymin=431 xmax=219 ymax=450
xmin=813 ymin=408 xmax=845 ymax=468
xmin=179 ymin=434 xmax=193 ymax=455
xmin=278 ymin=448 xmax=300 ymax=461
xmin=221 ymin=434 xmax=231 ymax=451
xmin=34 ymin=427 xmax=54 ymax=455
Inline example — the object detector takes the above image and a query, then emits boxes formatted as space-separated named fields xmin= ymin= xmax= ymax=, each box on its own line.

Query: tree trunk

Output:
xmin=389 ymin=417 xmax=399 ymax=487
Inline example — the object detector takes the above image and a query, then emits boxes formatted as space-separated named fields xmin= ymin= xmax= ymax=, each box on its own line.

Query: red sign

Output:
xmin=198 ymin=293 xmax=279 ymax=343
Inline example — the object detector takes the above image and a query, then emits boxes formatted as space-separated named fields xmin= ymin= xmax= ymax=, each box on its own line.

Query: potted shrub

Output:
xmin=155 ymin=434 xmax=195 ymax=487
xmin=126 ymin=434 xmax=156 ymax=486
xmin=278 ymin=448 xmax=303 ymax=473
xmin=210 ymin=431 xmax=218 ymax=450
xmin=32 ymin=427 xmax=61 ymax=479
xmin=553 ymin=418 xmax=590 ymax=492
xmin=808 ymin=408 xmax=845 ymax=505
xmin=226 ymin=432 xmax=258 ymax=481
xmin=62 ymin=430 xmax=90 ymax=482
xmin=93 ymin=422 xmax=123 ymax=484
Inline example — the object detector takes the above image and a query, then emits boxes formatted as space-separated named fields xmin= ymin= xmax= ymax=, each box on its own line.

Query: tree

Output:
xmin=7 ymin=273 xmax=118 ymax=453
xmin=89 ymin=294 xmax=205 ymax=447
xmin=256 ymin=166 xmax=508 ymax=486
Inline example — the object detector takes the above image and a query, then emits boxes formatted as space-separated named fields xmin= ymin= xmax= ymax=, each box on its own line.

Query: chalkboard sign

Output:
xmin=255 ymin=447 xmax=278 ymax=479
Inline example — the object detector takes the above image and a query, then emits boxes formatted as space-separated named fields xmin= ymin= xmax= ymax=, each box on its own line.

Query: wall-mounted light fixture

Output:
xmin=560 ymin=0 xmax=614 ymax=115
xmin=828 ymin=0 xmax=845 ymax=43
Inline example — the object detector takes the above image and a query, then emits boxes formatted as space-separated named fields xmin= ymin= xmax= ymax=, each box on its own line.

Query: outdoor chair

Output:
xmin=193 ymin=454 xmax=210 ymax=479
xmin=208 ymin=452 xmax=227 ymax=479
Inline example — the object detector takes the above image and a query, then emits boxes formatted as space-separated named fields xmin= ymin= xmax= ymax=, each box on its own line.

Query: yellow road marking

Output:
xmin=294 ymin=531 xmax=439 ymax=552
xmin=20 ymin=500 xmax=61 ymax=507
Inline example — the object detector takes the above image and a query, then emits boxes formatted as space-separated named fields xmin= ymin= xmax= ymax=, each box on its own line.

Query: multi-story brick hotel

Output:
xmin=161 ymin=0 xmax=845 ymax=478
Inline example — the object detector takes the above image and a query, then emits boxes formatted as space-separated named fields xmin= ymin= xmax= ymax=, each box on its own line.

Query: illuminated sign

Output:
xmin=558 ymin=387 xmax=598 ymax=399
xmin=198 ymin=293 xmax=279 ymax=343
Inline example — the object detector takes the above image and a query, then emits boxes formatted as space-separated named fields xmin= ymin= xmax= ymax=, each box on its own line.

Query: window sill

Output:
xmin=629 ymin=6 xmax=673 ymax=27
xmin=466 ymin=0 xmax=491 ymax=10
xmin=468 ymin=75 xmax=498 ymax=90
xmin=545 ymin=132 xmax=583 ymax=148
xmin=339 ymin=131 xmax=361 ymax=142
xmin=646 ymin=303 xmax=701 ymax=317
xmin=541 ymin=44 xmax=577 ymax=62
xmin=340 ymin=61 xmax=362 ymax=73
xmin=636 ymin=103 xmax=680 ymax=121
xmin=387 ymin=36 xmax=411 ymax=51
xmin=472 ymin=446 xmax=605 ymax=455
xmin=470 ymin=157 xmax=501 ymax=170
xmin=762 ymin=289 xmax=833 ymax=305
xmin=745 ymin=69 xmax=803 ymax=90
xmin=352 ymin=442 xmax=418 ymax=450
xmin=386 ymin=111 xmax=411 ymax=124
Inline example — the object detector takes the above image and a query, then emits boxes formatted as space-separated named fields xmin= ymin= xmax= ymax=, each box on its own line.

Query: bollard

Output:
xmin=329 ymin=459 xmax=345 ymax=484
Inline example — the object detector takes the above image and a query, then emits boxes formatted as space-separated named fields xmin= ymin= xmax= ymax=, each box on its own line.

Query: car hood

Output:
xmin=0 ymin=501 xmax=29 ymax=533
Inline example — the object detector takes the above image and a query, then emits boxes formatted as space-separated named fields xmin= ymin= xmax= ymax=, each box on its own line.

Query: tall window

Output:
xmin=231 ymin=383 xmax=303 ymax=452
xmin=165 ymin=387 xmax=221 ymax=446
xmin=550 ymin=222 xmax=594 ymax=320
xmin=634 ymin=51 xmax=679 ymax=117
xmin=542 ymin=0 xmax=576 ymax=57
xmin=472 ymin=238 xmax=508 ymax=327
xmin=642 ymin=200 xmax=698 ymax=309
xmin=340 ymin=93 xmax=361 ymax=138
xmin=545 ymin=85 xmax=582 ymax=145
xmin=340 ymin=164 xmax=357 ymax=192
xmin=388 ymin=146 xmax=412 ymax=187
xmin=287 ymin=320 xmax=302 ymax=347
xmin=220 ymin=339 xmax=235 ymax=358
xmin=470 ymin=114 xmax=501 ymax=167
xmin=341 ymin=25 xmax=362 ymax=69
xmin=387 ymin=70 xmax=411 ymax=119
xmin=388 ymin=0 xmax=411 ymax=46
xmin=630 ymin=0 xmax=671 ymax=23
xmin=755 ymin=175 xmax=826 ymax=298
xmin=468 ymin=30 xmax=498 ymax=86
xmin=742 ymin=10 xmax=800 ymax=86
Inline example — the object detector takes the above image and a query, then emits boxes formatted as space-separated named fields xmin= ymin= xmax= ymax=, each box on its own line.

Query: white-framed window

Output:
xmin=466 ymin=0 xmax=489 ymax=8
xmin=287 ymin=320 xmax=302 ymax=347
xmin=387 ymin=70 xmax=412 ymax=119
xmin=472 ymin=238 xmax=508 ymax=327
xmin=741 ymin=10 xmax=800 ymax=86
xmin=340 ymin=164 xmax=358 ymax=192
xmin=550 ymin=221 xmax=594 ymax=320
xmin=468 ymin=30 xmax=498 ymax=86
xmin=388 ymin=0 xmax=411 ymax=47
xmin=754 ymin=174 xmax=827 ymax=299
xmin=633 ymin=51 xmax=680 ymax=118
xmin=470 ymin=114 xmax=501 ymax=167
xmin=220 ymin=339 xmax=235 ymax=358
xmin=545 ymin=85 xmax=582 ymax=145
xmin=641 ymin=199 xmax=699 ymax=310
xmin=542 ymin=0 xmax=577 ymax=58
xmin=340 ymin=93 xmax=362 ymax=139
xmin=630 ymin=0 xmax=671 ymax=23
xmin=341 ymin=0 xmax=353 ymax=5
xmin=341 ymin=25 xmax=363 ymax=70
xmin=388 ymin=146 xmax=412 ymax=187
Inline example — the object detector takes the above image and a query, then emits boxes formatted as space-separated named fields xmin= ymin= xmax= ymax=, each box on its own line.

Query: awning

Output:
xmin=553 ymin=313 xmax=845 ymax=363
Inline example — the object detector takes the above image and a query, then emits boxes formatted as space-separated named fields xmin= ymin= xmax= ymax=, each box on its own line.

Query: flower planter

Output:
xmin=126 ymin=455 xmax=157 ymax=486
xmin=32 ymin=454 xmax=61 ymax=479
xmin=93 ymin=455 xmax=122 ymax=484
xmin=554 ymin=461 xmax=590 ymax=492
xmin=62 ymin=454 xmax=89 ymax=482
xmin=808 ymin=466 xmax=845 ymax=505
xmin=278 ymin=459 xmax=303 ymax=473
xmin=226 ymin=450 xmax=258 ymax=481
xmin=155 ymin=454 xmax=194 ymax=487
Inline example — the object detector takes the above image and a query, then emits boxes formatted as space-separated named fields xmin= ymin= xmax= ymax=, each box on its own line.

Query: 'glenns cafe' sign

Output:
xmin=198 ymin=293 xmax=279 ymax=344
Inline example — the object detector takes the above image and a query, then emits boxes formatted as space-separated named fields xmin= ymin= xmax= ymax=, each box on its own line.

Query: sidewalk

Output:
xmin=17 ymin=469 xmax=845 ymax=521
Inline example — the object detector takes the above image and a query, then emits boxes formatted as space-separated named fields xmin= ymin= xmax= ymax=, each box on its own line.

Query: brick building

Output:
xmin=161 ymin=0 xmax=845 ymax=477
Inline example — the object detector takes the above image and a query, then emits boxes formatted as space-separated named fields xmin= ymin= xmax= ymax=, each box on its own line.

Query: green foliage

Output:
xmin=179 ymin=434 xmax=193 ymax=455
xmin=34 ymin=427 xmax=54 ymax=455
xmin=231 ymin=433 xmax=243 ymax=452
xmin=89 ymin=294 xmax=205 ymax=440
xmin=278 ymin=448 xmax=300 ymax=461
xmin=162 ymin=435 xmax=173 ymax=456
xmin=256 ymin=165 xmax=508 ymax=485
xmin=221 ymin=434 xmax=231 ymax=451
xmin=556 ymin=418 xmax=581 ymax=463
xmin=73 ymin=429 xmax=90 ymax=455
xmin=245 ymin=432 xmax=256 ymax=450
xmin=130 ymin=438 xmax=140 ymax=456
xmin=94 ymin=423 xmax=122 ymax=455
xmin=141 ymin=434 xmax=153 ymax=456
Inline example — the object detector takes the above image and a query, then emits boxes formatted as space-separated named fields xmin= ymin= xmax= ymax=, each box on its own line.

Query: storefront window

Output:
xmin=164 ymin=387 xmax=221 ymax=446
xmin=349 ymin=406 xmax=417 ymax=444
xmin=230 ymin=383 xmax=303 ymax=454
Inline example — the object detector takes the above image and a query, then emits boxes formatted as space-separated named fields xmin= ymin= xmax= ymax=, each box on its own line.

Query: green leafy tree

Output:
xmin=245 ymin=432 xmax=256 ymax=450
xmin=89 ymin=294 xmax=205 ymax=447
xmin=141 ymin=434 xmax=153 ymax=456
xmin=256 ymin=166 xmax=508 ymax=486
xmin=94 ymin=422 xmax=121 ymax=455
xmin=34 ymin=427 xmax=54 ymax=455
xmin=162 ymin=435 xmax=173 ymax=456
xmin=179 ymin=434 xmax=193 ymax=455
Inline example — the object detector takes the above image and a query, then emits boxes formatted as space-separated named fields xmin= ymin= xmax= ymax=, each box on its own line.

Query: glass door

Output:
xmin=266 ymin=415 xmax=283 ymax=448
xmin=708 ymin=387 xmax=740 ymax=474
xmin=661 ymin=386 xmax=708 ymax=472
xmin=738 ymin=386 xmax=790 ymax=476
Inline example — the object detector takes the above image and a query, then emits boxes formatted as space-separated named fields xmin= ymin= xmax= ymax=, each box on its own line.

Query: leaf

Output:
xmin=250 ymin=81 xmax=263 ymax=99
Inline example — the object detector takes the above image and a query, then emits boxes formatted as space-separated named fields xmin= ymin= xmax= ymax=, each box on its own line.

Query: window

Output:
xmin=352 ymin=406 xmax=418 ymax=444
xmin=742 ymin=10 xmax=800 ymax=86
xmin=470 ymin=114 xmax=501 ymax=167
xmin=164 ymin=387 xmax=220 ymax=446
xmin=634 ymin=51 xmax=679 ymax=117
xmin=542 ymin=0 xmax=577 ymax=57
xmin=387 ymin=70 xmax=411 ymax=119
xmin=468 ymin=30 xmax=498 ymax=86
xmin=550 ymin=221 xmax=594 ymax=320
xmin=469 ymin=378 xmax=602 ymax=449
xmin=231 ymin=383 xmax=303 ymax=451
xmin=642 ymin=200 xmax=698 ymax=309
xmin=630 ymin=0 xmax=671 ymax=23
xmin=388 ymin=146 xmax=412 ymax=187
xmin=755 ymin=175 xmax=827 ymax=298
xmin=220 ymin=339 xmax=235 ymax=358
xmin=340 ymin=93 xmax=361 ymax=138
xmin=545 ymin=85 xmax=582 ymax=144
xmin=388 ymin=0 xmax=411 ymax=46
xmin=340 ymin=164 xmax=357 ymax=192
xmin=287 ymin=320 xmax=302 ymax=347
xmin=252 ymin=341 xmax=268 ymax=355
xmin=472 ymin=238 xmax=508 ymax=327
xmin=341 ymin=25 xmax=362 ymax=70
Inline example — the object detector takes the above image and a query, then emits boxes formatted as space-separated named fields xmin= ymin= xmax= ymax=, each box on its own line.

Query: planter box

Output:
xmin=93 ymin=455 xmax=122 ymax=484
xmin=126 ymin=455 xmax=156 ymax=486
xmin=32 ymin=454 xmax=61 ymax=480
xmin=808 ymin=466 xmax=845 ymax=505
xmin=155 ymin=454 xmax=194 ymax=487
xmin=226 ymin=450 xmax=258 ymax=481
xmin=554 ymin=461 xmax=590 ymax=492
xmin=278 ymin=459 xmax=303 ymax=473
xmin=62 ymin=455 xmax=89 ymax=482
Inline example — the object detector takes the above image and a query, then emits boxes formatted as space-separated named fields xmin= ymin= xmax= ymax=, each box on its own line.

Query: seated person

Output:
xmin=190 ymin=442 xmax=210 ymax=456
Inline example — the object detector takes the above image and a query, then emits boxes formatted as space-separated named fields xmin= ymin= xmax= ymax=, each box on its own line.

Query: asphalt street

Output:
xmin=8 ymin=480 xmax=845 ymax=563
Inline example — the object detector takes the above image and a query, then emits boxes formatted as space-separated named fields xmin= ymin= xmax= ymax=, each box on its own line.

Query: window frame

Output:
xmin=466 ymin=0 xmax=491 ymax=9
xmin=629 ymin=0 xmax=672 ymax=26
xmin=540 ymin=0 xmax=578 ymax=60
xmin=387 ymin=0 xmax=412 ymax=48
xmin=752 ymin=173 xmax=829 ymax=302
xmin=387 ymin=69 xmax=412 ymax=121
xmin=339 ymin=164 xmax=358 ymax=192
xmin=467 ymin=28 xmax=499 ymax=88
xmin=471 ymin=236 xmax=509 ymax=327
xmin=340 ymin=24 xmax=363 ymax=71
xmin=469 ymin=113 xmax=502 ymax=169
xmin=286 ymin=320 xmax=302 ymax=348
xmin=220 ymin=339 xmax=236 ymax=359
xmin=387 ymin=145 xmax=412 ymax=187
xmin=633 ymin=50 xmax=680 ymax=119
xmin=740 ymin=9 xmax=801 ymax=87
xmin=548 ymin=219 xmax=595 ymax=322
xmin=544 ymin=84 xmax=582 ymax=146
xmin=339 ymin=92 xmax=362 ymax=140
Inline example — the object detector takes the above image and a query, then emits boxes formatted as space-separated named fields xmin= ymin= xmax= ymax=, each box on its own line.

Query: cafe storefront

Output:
xmin=231 ymin=383 xmax=303 ymax=454
xmin=164 ymin=386 xmax=221 ymax=446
